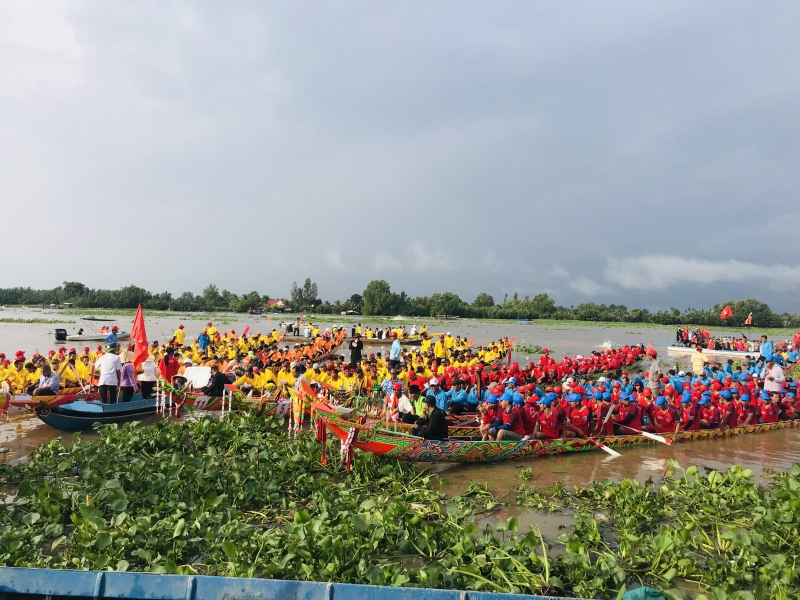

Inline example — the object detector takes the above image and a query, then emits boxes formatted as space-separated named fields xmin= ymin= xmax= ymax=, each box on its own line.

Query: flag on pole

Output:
xmin=242 ymin=326 xmax=250 ymax=337
xmin=130 ymin=304 xmax=149 ymax=367
xmin=744 ymin=312 xmax=753 ymax=326
xmin=719 ymin=306 xmax=733 ymax=320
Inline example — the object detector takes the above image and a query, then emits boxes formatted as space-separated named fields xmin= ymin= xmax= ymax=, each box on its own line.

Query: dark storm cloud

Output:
xmin=1 ymin=1 xmax=797 ymax=311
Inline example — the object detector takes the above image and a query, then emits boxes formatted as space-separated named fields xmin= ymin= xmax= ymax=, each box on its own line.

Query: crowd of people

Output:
xmin=675 ymin=327 xmax=800 ymax=355
xmin=389 ymin=340 xmax=800 ymax=443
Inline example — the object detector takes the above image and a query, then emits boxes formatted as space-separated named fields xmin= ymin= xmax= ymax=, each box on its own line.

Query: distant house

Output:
xmin=266 ymin=299 xmax=286 ymax=310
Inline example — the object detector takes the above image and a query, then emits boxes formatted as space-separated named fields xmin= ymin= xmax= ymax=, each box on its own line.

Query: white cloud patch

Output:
xmin=409 ymin=241 xmax=453 ymax=272
xmin=569 ymin=277 xmax=606 ymax=295
xmin=604 ymin=255 xmax=800 ymax=291
xmin=372 ymin=252 xmax=403 ymax=271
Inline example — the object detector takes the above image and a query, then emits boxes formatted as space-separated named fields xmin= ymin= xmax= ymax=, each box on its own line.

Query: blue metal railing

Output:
xmin=0 ymin=567 xmax=580 ymax=600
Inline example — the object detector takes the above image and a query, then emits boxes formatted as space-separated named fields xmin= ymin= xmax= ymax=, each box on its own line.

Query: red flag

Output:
xmin=242 ymin=326 xmax=250 ymax=337
xmin=130 ymin=304 xmax=148 ymax=367
xmin=719 ymin=306 xmax=733 ymax=320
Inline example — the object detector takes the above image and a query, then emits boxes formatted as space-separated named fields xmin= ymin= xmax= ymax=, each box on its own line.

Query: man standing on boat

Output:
xmin=388 ymin=332 xmax=402 ymax=369
xmin=761 ymin=355 xmax=785 ymax=394
xmin=104 ymin=326 xmax=120 ymax=346
xmin=759 ymin=335 xmax=774 ymax=362
xmin=173 ymin=324 xmax=186 ymax=347
xmin=95 ymin=344 xmax=122 ymax=404
xmin=349 ymin=333 xmax=364 ymax=367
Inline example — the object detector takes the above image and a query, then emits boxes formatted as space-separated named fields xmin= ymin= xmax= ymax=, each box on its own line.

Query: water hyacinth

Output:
xmin=1 ymin=415 xmax=799 ymax=599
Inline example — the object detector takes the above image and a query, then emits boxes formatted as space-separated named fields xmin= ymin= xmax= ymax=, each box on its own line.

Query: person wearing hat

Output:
xmin=736 ymin=394 xmax=758 ymax=427
xmin=532 ymin=397 xmax=561 ymax=440
xmin=348 ymin=333 xmax=364 ymax=367
xmin=698 ymin=395 xmax=719 ymax=429
xmin=425 ymin=377 xmax=450 ymax=411
xmin=95 ymin=344 xmax=123 ymax=403
xmin=613 ymin=392 xmax=642 ymax=434
xmin=411 ymin=396 xmax=448 ymax=440
xmin=566 ymin=393 xmax=591 ymax=438
xmin=158 ymin=346 xmax=181 ymax=385
xmin=487 ymin=393 xmax=525 ymax=441
xmin=173 ymin=325 xmax=186 ymax=346
xmin=760 ymin=391 xmax=783 ymax=424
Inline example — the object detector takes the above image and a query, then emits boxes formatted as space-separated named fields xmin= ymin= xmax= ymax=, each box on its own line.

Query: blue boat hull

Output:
xmin=33 ymin=395 xmax=165 ymax=432
xmin=0 ymin=567 xmax=582 ymax=600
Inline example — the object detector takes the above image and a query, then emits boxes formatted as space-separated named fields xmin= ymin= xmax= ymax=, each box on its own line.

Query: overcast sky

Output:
xmin=2 ymin=1 xmax=798 ymax=312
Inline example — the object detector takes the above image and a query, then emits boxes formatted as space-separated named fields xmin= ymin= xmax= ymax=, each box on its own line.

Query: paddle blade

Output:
xmin=599 ymin=444 xmax=622 ymax=458
xmin=640 ymin=431 xmax=672 ymax=445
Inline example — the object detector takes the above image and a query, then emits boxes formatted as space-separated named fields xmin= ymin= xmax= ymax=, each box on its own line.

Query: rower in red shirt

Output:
xmin=736 ymin=395 xmax=759 ymax=427
xmin=717 ymin=394 xmax=739 ymax=430
xmin=533 ymin=397 xmax=562 ymax=440
xmin=698 ymin=397 xmax=720 ymax=429
xmin=566 ymin=393 xmax=591 ymax=438
xmin=759 ymin=391 xmax=781 ymax=424
xmin=614 ymin=393 xmax=641 ymax=435
xmin=680 ymin=393 xmax=701 ymax=431
xmin=651 ymin=397 xmax=676 ymax=433
xmin=593 ymin=393 xmax=615 ymax=437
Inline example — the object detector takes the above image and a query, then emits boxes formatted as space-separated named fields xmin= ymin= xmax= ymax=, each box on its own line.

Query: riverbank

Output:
xmin=3 ymin=305 xmax=798 ymax=336
xmin=1 ymin=414 xmax=797 ymax=599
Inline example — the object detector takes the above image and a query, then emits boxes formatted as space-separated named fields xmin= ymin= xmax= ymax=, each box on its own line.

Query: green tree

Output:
xmin=472 ymin=293 xmax=495 ymax=308
xmin=429 ymin=292 xmax=469 ymax=317
xmin=289 ymin=278 xmax=320 ymax=311
xmin=362 ymin=280 xmax=397 ymax=316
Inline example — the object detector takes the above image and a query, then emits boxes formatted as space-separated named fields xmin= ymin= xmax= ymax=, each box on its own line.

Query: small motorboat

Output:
xmin=33 ymin=394 xmax=166 ymax=432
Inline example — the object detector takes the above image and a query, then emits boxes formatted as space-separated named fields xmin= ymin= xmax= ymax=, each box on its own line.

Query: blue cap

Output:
xmin=507 ymin=377 xmax=517 ymax=384
xmin=486 ymin=394 xmax=499 ymax=404
xmin=567 ymin=394 xmax=580 ymax=403
xmin=546 ymin=392 xmax=558 ymax=401
xmin=720 ymin=390 xmax=732 ymax=400
xmin=786 ymin=392 xmax=796 ymax=398
xmin=602 ymin=392 xmax=611 ymax=401
xmin=680 ymin=395 xmax=691 ymax=404
xmin=698 ymin=397 xmax=709 ymax=406
xmin=499 ymin=393 xmax=513 ymax=403
xmin=760 ymin=391 xmax=770 ymax=400
xmin=619 ymin=391 xmax=631 ymax=401
xmin=655 ymin=397 xmax=666 ymax=406
xmin=537 ymin=397 xmax=552 ymax=406
xmin=741 ymin=394 xmax=750 ymax=402
xmin=764 ymin=354 xmax=774 ymax=362
xmin=790 ymin=383 xmax=797 ymax=388
xmin=592 ymin=391 xmax=603 ymax=400
xmin=513 ymin=394 xmax=524 ymax=405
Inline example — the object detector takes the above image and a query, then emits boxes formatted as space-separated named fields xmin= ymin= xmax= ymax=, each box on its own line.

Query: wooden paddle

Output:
xmin=566 ymin=422 xmax=621 ymax=458
xmin=616 ymin=423 xmax=673 ymax=445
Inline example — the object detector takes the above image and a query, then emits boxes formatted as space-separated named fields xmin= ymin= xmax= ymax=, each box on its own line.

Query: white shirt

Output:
xmin=397 ymin=394 xmax=414 ymax=415
xmin=95 ymin=353 xmax=122 ymax=386
xmin=760 ymin=364 xmax=785 ymax=393
xmin=138 ymin=361 xmax=158 ymax=382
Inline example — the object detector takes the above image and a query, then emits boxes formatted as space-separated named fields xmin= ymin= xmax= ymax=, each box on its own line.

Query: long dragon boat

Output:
xmin=312 ymin=402 xmax=800 ymax=464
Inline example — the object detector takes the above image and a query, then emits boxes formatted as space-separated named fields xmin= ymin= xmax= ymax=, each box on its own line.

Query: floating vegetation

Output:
xmin=0 ymin=318 xmax=75 ymax=324
xmin=1 ymin=417 xmax=799 ymax=599
xmin=515 ymin=343 xmax=544 ymax=354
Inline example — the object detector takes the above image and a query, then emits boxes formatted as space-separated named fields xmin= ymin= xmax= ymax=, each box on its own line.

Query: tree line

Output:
xmin=0 ymin=282 xmax=268 ymax=313
xmin=1 ymin=279 xmax=798 ymax=328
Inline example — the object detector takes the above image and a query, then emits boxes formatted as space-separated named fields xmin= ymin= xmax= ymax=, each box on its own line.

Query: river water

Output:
xmin=2 ymin=306 xmax=799 ymax=530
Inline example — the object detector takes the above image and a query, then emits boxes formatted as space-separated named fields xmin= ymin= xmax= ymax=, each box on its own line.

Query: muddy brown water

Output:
xmin=2 ymin=307 xmax=799 ymax=541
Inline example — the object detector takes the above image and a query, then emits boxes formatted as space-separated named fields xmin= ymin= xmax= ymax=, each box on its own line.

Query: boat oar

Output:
xmin=566 ymin=423 xmax=621 ymax=458
xmin=616 ymin=423 xmax=672 ymax=445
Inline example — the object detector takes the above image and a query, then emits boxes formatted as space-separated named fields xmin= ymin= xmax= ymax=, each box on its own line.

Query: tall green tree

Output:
xmin=362 ymin=280 xmax=397 ymax=315
xmin=472 ymin=293 xmax=495 ymax=308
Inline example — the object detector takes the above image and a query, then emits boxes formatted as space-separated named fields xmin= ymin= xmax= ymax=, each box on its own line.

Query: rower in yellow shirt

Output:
xmin=173 ymin=325 xmax=186 ymax=346
xmin=207 ymin=322 xmax=217 ymax=338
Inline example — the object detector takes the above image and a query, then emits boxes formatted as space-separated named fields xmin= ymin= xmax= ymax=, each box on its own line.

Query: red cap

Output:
xmin=69 ymin=348 xmax=76 ymax=354
xmin=207 ymin=322 xmax=212 ymax=326
xmin=97 ymin=345 xmax=102 ymax=350
xmin=112 ymin=326 xmax=119 ymax=331
xmin=83 ymin=347 xmax=90 ymax=352
xmin=58 ymin=347 xmax=66 ymax=352
xmin=48 ymin=350 xmax=55 ymax=355
xmin=179 ymin=324 xmax=184 ymax=329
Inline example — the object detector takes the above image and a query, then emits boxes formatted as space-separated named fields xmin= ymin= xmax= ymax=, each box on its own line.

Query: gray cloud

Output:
xmin=1 ymin=1 xmax=798 ymax=312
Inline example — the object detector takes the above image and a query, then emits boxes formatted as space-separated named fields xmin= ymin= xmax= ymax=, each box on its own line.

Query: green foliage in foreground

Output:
xmin=1 ymin=417 xmax=800 ymax=600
